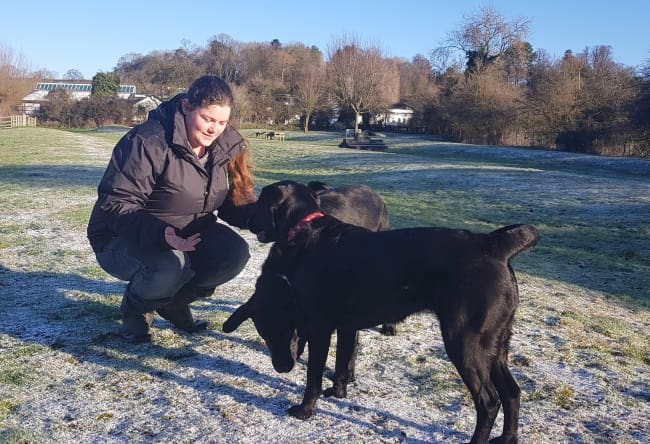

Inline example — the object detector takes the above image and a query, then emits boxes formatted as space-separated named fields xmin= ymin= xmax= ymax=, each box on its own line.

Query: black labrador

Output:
xmin=253 ymin=180 xmax=396 ymax=337
xmin=224 ymin=180 xmax=539 ymax=444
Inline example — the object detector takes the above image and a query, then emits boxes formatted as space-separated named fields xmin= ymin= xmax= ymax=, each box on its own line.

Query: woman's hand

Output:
xmin=165 ymin=226 xmax=201 ymax=251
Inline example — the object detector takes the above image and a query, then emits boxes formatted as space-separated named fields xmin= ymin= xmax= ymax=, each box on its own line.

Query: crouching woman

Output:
xmin=87 ymin=75 xmax=256 ymax=343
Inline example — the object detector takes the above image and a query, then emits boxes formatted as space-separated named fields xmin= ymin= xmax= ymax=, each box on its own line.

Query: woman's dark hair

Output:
xmin=185 ymin=75 xmax=234 ymax=109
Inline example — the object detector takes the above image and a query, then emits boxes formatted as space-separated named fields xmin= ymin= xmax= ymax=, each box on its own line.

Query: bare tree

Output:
xmin=442 ymin=64 xmax=524 ymax=144
xmin=435 ymin=6 xmax=530 ymax=73
xmin=294 ymin=63 xmax=326 ymax=132
xmin=291 ymin=48 xmax=326 ymax=132
xmin=150 ymin=46 xmax=202 ymax=99
xmin=230 ymin=83 xmax=253 ymax=126
xmin=203 ymin=34 xmax=244 ymax=84
xmin=632 ymin=57 xmax=650 ymax=141
xmin=327 ymin=37 xmax=399 ymax=132
xmin=0 ymin=44 xmax=38 ymax=115
xmin=395 ymin=55 xmax=439 ymax=127
xmin=63 ymin=69 xmax=84 ymax=81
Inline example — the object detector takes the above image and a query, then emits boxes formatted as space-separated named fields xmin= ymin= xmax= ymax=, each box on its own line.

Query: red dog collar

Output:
xmin=288 ymin=211 xmax=326 ymax=241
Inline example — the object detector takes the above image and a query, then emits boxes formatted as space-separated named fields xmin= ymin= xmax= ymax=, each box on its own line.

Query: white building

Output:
xmin=130 ymin=94 xmax=162 ymax=122
xmin=21 ymin=82 xmax=137 ymax=116
xmin=378 ymin=106 xmax=414 ymax=127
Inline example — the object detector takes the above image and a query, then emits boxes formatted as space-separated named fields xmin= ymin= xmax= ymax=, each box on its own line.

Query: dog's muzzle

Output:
xmin=268 ymin=332 xmax=299 ymax=373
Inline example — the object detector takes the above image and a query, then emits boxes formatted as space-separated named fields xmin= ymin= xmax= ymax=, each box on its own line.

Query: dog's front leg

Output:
xmin=324 ymin=329 xmax=358 ymax=398
xmin=288 ymin=331 xmax=331 ymax=419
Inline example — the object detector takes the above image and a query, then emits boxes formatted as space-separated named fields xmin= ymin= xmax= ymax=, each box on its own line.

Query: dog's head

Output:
xmin=248 ymin=180 xmax=321 ymax=243
xmin=223 ymin=273 xmax=299 ymax=373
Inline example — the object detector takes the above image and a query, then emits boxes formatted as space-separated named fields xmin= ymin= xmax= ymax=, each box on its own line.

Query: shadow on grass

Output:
xmin=0 ymin=165 xmax=105 ymax=188
xmin=0 ymin=265 xmax=462 ymax=442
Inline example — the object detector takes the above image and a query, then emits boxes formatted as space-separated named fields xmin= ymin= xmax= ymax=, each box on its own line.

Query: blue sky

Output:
xmin=2 ymin=0 xmax=648 ymax=79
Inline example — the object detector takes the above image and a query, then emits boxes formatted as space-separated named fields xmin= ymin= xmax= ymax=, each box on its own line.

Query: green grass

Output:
xmin=0 ymin=126 xmax=648 ymax=332
xmin=0 ymin=127 xmax=648 ymax=442
xmin=2 ymin=126 xmax=648 ymax=302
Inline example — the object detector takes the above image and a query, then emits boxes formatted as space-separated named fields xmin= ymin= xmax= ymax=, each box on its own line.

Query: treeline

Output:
xmin=6 ymin=8 xmax=650 ymax=157
xmin=118 ymin=36 xmax=648 ymax=156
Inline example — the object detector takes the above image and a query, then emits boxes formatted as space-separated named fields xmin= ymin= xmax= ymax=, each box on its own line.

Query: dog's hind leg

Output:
xmin=489 ymin=359 xmax=520 ymax=444
xmin=442 ymin=328 xmax=501 ymax=444
xmin=488 ymin=320 xmax=520 ymax=444
xmin=324 ymin=329 xmax=358 ymax=398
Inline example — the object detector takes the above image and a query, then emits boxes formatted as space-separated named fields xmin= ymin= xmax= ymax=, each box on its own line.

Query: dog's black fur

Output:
xmin=225 ymin=180 xmax=540 ymax=444
xmin=252 ymin=180 xmax=396 ymax=337
xmin=252 ymin=180 xmax=390 ymax=243
xmin=306 ymin=181 xmax=389 ymax=234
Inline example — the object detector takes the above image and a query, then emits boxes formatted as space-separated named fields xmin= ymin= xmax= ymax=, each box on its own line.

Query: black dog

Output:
xmin=306 ymin=181 xmax=389 ymax=235
xmin=253 ymin=180 xmax=396 ymax=337
xmin=225 ymin=180 xmax=539 ymax=444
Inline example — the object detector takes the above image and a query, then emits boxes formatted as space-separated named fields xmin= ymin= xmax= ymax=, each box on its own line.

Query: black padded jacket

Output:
xmin=87 ymin=94 xmax=249 ymax=254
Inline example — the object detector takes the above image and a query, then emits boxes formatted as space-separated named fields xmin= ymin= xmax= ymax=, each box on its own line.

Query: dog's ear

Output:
xmin=222 ymin=300 xmax=253 ymax=333
xmin=300 ymin=183 xmax=321 ymax=205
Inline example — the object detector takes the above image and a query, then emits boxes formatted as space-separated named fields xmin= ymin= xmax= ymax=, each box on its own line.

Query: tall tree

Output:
xmin=293 ymin=57 xmax=326 ymax=132
xmin=575 ymin=46 xmax=636 ymax=153
xmin=327 ymin=37 xmax=399 ymax=132
xmin=434 ymin=6 xmax=530 ymax=73
xmin=442 ymin=64 xmax=523 ymax=144
xmin=0 ymin=44 xmax=37 ymax=115
xmin=91 ymin=72 xmax=120 ymax=97
xmin=203 ymin=34 xmax=243 ymax=84
xmin=631 ymin=58 xmax=650 ymax=153
xmin=63 ymin=69 xmax=84 ymax=81
xmin=395 ymin=55 xmax=439 ymax=127
xmin=230 ymin=83 xmax=252 ymax=126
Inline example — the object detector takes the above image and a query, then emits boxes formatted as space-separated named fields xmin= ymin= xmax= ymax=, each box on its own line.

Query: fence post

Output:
xmin=1 ymin=115 xmax=36 ymax=128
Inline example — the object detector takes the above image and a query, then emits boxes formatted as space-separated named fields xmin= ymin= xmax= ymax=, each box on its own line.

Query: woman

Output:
xmin=87 ymin=75 xmax=256 ymax=343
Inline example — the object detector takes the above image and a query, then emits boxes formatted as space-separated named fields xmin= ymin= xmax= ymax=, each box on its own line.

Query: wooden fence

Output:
xmin=0 ymin=115 xmax=37 ymax=129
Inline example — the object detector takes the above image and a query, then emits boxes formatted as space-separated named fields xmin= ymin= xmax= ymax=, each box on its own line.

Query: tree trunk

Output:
xmin=304 ymin=111 xmax=311 ymax=133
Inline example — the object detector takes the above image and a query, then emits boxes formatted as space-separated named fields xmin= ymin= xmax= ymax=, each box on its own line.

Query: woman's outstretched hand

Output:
xmin=165 ymin=226 xmax=201 ymax=251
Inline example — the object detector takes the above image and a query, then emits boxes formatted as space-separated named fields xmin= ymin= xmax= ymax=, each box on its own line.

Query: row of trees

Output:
xmin=3 ymin=7 xmax=649 ymax=156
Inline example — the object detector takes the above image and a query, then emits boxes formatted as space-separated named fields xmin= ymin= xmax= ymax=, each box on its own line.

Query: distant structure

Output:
xmin=20 ymin=81 xmax=160 ymax=122
xmin=20 ymin=81 xmax=139 ymax=116
xmin=377 ymin=105 xmax=414 ymax=128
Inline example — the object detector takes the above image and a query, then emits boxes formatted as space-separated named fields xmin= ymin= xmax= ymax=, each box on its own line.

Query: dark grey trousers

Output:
xmin=96 ymin=222 xmax=250 ymax=306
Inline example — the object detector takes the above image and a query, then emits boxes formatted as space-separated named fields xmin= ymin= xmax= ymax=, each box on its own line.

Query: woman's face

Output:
xmin=182 ymin=98 xmax=231 ymax=149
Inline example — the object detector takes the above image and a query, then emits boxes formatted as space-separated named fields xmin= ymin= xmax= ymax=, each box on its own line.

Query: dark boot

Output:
xmin=120 ymin=290 xmax=157 ymax=343
xmin=156 ymin=286 xmax=211 ymax=333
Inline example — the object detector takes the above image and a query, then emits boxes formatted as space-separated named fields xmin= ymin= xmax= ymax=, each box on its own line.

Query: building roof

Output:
xmin=36 ymin=82 xmax=136 ymax=94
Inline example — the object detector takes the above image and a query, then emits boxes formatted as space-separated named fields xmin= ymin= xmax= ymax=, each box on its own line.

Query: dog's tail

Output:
xmin=489 ymin=224 xmax=540 ymax=261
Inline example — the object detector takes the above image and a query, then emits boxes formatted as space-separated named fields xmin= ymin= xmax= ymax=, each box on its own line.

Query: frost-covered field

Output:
xmin=0 ymin=128 xmax=648 ymax=443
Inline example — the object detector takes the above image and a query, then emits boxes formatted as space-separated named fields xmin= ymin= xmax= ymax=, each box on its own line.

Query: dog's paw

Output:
xmin=288 ymin=405 xmax=313 ymax=420
xmin=323 ymin=385 xmax=347 ymax=398
xmin=488 ymin=436 xmax=517 ymax=444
